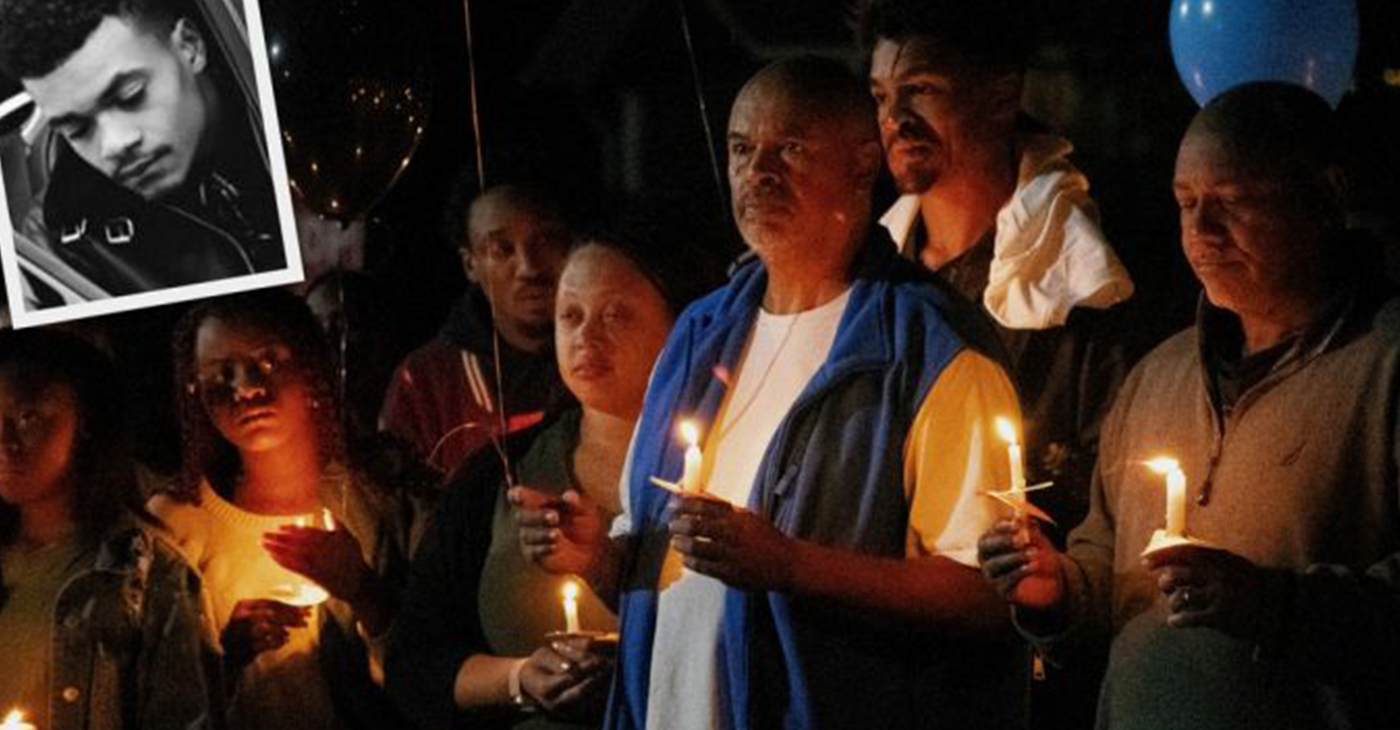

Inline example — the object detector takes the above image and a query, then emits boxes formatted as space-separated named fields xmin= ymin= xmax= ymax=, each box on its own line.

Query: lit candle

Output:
xmin=995 ymin=417 xmax=1026 ymax=498
xmin=562 ymin=581 xmax=581 ymax=634
xmin=1 ymin=709 xmax=37 ymax=730
xmin=679 ymin=421 xmax=703 ymax=494
xmin=1146 ymin=457 xmax=1187 ymax=537
xmin=322 ymin=509 xmax=336 ymax=531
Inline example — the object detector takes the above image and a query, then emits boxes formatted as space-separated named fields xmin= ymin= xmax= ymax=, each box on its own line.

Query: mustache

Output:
xmin=888 ymin=119 xmax=935 ymax=145
xmin=736 ymin=181 xmax=793 ymax=207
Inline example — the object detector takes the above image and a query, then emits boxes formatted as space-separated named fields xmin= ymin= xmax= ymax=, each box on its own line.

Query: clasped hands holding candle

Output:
xmin=977 ymin=460 xmax=1280 ymax=639
xmin=510 ymin=483 xmax=797 ymax=596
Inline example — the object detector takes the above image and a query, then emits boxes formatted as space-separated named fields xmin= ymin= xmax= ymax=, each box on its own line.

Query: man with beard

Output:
xmin=979 ymin=82 xmax=1400 ymax=730
xmin=511 ymin=56 xmax=1029 ymax=729
xmin=379 ymin=180 xmax=572 ymax=475
xmin=0 ymin=0 xmax=287 ymax=304
xmin=863 ymin=0 xmax=1137 ymax=537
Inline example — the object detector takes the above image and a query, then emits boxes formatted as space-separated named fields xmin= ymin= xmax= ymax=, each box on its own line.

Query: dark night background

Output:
xmin=2 ymin=0 xmax=1399 ymax=472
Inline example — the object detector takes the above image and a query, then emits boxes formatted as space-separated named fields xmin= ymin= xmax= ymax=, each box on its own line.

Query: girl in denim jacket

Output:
xmin=0 ymin=329 xmax=214 ymax=730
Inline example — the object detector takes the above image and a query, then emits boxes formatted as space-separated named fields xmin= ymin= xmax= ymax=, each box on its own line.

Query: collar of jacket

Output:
xmin=878 ymin=129 xmax=1134 ymax=330
xmin=625 ymin=236 xmax=955 ymax=532
xmin=1192 ymin=259 xmax=1382 ymax=419
xmin=90 ymin=523 xmax=154 ymax=576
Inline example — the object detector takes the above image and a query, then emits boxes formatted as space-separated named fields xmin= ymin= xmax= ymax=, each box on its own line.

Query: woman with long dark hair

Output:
xmin=150 ymin=289 xmax=420 ymax=730
xmin=0 ymin=328 xmax=211 ymax=730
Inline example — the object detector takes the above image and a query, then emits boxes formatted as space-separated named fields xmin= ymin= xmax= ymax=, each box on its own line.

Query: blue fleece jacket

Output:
xmin=606 ymin=241 xmax=1026 ymax=730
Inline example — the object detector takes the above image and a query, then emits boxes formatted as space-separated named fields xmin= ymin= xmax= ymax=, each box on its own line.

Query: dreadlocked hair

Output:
xmin=169 ymin=289 xmax=344 ymax=504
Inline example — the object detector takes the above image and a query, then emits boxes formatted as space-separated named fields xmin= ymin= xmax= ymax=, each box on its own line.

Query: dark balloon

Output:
xmin=262 ymin=0 xmax=431 ymax=221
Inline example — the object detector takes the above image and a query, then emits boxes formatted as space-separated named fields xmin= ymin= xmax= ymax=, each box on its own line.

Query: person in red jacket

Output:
xmin=379 ymin=178 xmax=573 ymax=475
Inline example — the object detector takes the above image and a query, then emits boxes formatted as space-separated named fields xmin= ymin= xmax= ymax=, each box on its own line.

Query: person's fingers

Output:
xmin=529 ymin=646 xmax=576 ymax=676
xmin=515 ymin=508 xmax=562 ymax=531
xmin=257 ymin=601 xmax=311 ymax=627
xmin=550 ymin=638 xmax=595 ymax=663
xmin=668 ymin=514 xmax=702 ymax=538
xmin=681 ymin=555 xmax=733 ymax=582
xmin=977 ymin=528 xmax=1022 ymax=561
xmin=1166 ymin=594 xmax=1223 ymax=628
xmin=551 ymin=673 xmax=605 ymax=708
xmin=671 ymin=534 xmax=725 ymax=562
xmin=519 ymin=524 xmax=561 ymax=547
xmin=1156 ymin=565 xmax=1197 ymax=594
xmin=670 ymin=495 xmax=732 ymax=520
xmin=981 ymin=550 xmax=1032 ymax=581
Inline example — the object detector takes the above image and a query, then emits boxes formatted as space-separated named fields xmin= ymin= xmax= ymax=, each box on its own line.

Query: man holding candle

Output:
xmin=978 ymin=83 xmax=1400 ymax=729
xmin=513 ymin=56 xmax=1026 ymax=729
xmin=862 ymin=0 xmax=1140 ymax=539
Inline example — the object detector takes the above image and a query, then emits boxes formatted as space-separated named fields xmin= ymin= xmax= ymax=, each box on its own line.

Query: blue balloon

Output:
xmin=1169 ymin=0 xmax=1358 ymax=108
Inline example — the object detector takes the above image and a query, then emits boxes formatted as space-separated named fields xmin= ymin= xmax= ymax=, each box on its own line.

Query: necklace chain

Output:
xmin=708 ymin=310 xmax=803 ymax=453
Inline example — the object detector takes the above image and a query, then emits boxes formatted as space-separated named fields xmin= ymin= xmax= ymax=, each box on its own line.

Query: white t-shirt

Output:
xmin=645 ymin=289 xmax=851 ymax=730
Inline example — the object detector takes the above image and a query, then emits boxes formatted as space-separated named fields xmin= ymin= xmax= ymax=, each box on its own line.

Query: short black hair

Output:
xmin=0 ymin=327 xmax=141 ymax=551
xmin=857 ymin=0 xmax=1031 ymax=74
xmin=0 ymin=0 xmax=185 ymax=80
xmin=574 ymin=206 xmax=724 ymax=319
xmin=441 ymin=174 xmax=568 ymax=253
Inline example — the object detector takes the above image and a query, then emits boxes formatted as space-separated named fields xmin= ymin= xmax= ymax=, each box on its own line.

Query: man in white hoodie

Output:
xmin=862 ymin=4 xmax=1135 ymax=724
xmin=863 ymin=0 xmax=1136 ymax=528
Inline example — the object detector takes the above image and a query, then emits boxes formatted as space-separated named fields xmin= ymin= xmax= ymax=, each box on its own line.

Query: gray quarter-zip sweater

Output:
xmin=1037 ymin=277 xmax=1400 ymax=729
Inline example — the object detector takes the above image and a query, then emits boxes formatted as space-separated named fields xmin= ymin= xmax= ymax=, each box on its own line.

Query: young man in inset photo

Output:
xmin=0 ymin=0 xmax=288 ymax=308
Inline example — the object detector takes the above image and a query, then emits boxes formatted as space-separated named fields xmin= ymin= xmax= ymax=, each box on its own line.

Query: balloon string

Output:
xmin=676 ymin=0 xmax=727 ymax=219
xmin=462 ymin=0 xmax=487 ymax=192
xmin=462 ymin=0 xmax=516 ymax=487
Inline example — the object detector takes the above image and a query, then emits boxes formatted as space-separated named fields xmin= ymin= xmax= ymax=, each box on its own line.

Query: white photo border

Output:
xmin=0 ymin=0 xmax=304 ymax=329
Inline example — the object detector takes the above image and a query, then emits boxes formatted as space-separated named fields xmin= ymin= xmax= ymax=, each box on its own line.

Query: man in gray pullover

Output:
xmin=979 ymin=82 xmax=1400 ymax=730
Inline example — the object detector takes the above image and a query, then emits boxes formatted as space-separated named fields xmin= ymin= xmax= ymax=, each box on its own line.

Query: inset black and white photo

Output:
xmin=0 ymin=0 xmax=302 ymax=328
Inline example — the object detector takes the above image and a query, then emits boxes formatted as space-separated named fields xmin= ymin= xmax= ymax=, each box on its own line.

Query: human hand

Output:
xmin=517 ymin=636 xmax=613 ymax=718
xmin=1144 ymin=544 xmax=1279 ymax=637
xmin=978 ymin=517 xmax=1067 ymax=612
xmin=262 ymin=523 xmax=374 ymax=603
xmin=667 ymin=493 xmax=793 ymax=591
xmin=510 ymin=487 xmax=608 ymax=578
xmin=221 ymin=598 xmax=309 ymax=667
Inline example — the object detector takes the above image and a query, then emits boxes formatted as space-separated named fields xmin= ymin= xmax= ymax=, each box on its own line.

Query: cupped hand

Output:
xmin=222 ymin=598 xmax=309 ymax=667
xmin=1144 ymin=544 xmax=1279 ymax=637
xmin=262 ymin=523 xmax=374 ymax=603
xmin=518 ymin=635 xmax=613 ymax=718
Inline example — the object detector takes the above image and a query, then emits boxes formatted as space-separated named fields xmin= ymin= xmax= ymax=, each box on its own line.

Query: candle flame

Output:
xmin=1 ymin=709 xmax=30 ymax=730
xmin=1145 ymin=457 xmax=1180 ymax=474
xmin=562 ymin=581 xmax=579 ymax=601
xmin=323 ymin=509 xmax=336 ymax=531
xmin=994 ymin=417 xmax=1018 ymax=445
xmin=679 ymin=421 xmax=700 ymax=446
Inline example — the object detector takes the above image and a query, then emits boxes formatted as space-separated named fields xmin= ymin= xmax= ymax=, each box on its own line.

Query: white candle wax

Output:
xmin=679 ymin=422 xmax=703 ymax=493
xmin=562 ymin=581 xmax=581 ymax=634
xmin=1147 ymin=457 xmax=1188 ymax=537
xmin=1165 ymin=467 xmax=1187 ymax=536
xmin=995 ymin=417 xmax=1027 ymax=503
xmin=1008 ymin=442 xmax=1026 ymax=496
